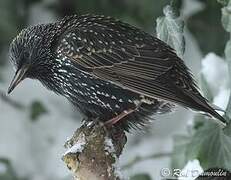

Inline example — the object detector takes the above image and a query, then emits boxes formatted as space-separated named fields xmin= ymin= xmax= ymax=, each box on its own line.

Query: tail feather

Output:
xmin=186 ymin=94 xmax=227 ymax=126
xmin=178 ymin=88 xmax=227 ymax=126
xmin=204 ymin=106 xmax=227 ymax=126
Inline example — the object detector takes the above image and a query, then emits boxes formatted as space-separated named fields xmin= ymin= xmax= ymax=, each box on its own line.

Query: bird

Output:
xmin=7 ymin=14 xmax=226 ymax=130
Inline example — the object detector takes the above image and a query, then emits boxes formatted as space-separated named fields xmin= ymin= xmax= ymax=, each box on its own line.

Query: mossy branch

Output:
xmin=62 ymin=122 xmax=127 ymax=180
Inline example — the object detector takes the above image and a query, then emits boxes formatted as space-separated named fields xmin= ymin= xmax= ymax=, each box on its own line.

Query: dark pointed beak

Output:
xmin=7 ymin=66 xmax=28 ymax=94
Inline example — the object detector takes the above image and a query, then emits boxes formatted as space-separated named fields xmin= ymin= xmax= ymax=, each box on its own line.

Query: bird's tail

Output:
xmin=179 ymin=89 xmax=227 ymax=126
xmin=187 ymin=96 xmax=227 ymax=126
xmin=202 ymin=102 xmax=227 ymax=126
xmin=204 ymin=107 xmax=226 ymax=126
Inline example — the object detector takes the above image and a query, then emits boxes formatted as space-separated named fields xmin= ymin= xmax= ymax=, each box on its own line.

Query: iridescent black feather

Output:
xmin=9 ymin=14 xmax=226 ymax=130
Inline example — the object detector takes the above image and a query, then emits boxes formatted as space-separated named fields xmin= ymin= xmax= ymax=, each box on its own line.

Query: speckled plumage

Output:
xmin=8 ymin=14 xmax=226 ymax=130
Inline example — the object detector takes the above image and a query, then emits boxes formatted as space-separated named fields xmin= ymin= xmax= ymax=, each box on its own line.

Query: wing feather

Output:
xmin=55 ymin=15 xmax=212 ymax=112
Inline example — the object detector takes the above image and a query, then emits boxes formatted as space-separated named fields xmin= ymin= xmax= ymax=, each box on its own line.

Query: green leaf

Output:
xmin=221 ymin=2 xmax=231 ymax=32
xmin=218 ymin=0 xmax=230 ymax=6
xmin=188 ymin=0 xmax=229 ymax=55
xmin=224 ymin=40 xmax=231 ymax=120
xmin=130 ymin=173 xmax=152 ymax=180
xmin=186 ymin=121 xmax=231 ymax=171
xmin=156 ymin=4 xmax=185 ymax=58
xmin=171 ymin=135 xmax=191 ymax=170
xmin=225 ymin=38 xmax=231 ymax=57
xmin=169 ymin=0 xmax=182 ymax=17
xmin=223 ymin=1 xmax=231 ymax=121
xmin=222 ymin=1 xmax=231 ymax=121
xmin=30 ymin=101 xmax=47 ymax=121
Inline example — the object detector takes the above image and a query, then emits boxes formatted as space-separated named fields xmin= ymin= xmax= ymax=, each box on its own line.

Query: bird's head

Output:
xmin=8 ymin=24 xmax=57 ymax=94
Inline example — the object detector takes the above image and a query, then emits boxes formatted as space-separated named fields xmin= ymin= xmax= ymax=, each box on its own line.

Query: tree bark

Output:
xmin=62 ymin=122 xmax=127 ymax=180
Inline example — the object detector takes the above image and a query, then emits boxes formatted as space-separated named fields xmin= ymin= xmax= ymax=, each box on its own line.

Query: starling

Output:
xmin=8 ymin=14 xmax=226 ymax=130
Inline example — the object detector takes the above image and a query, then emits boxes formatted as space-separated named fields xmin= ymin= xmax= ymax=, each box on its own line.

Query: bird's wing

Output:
xmin=54 ymin=15 xmax=207 ymax=109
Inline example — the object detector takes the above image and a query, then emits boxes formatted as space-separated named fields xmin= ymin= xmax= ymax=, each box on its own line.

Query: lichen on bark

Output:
xmin=62 ymin=121 xmax=127 ymax=180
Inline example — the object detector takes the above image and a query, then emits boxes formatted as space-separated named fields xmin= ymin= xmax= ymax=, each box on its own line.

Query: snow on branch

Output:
xmin=62 ymin=122 xmax=126 ymax=180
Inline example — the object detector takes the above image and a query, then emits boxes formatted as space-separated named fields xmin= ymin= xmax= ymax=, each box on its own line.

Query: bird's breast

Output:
xmin=49 ymin=67 xmax=140 ymax=119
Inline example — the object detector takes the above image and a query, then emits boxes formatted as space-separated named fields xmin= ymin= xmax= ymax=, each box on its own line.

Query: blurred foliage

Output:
xmin=218 ymin=0 xmax=230 ymax=6
xmin=0 ymin=158 xmax=27 ymax=180
xmin=221 ymin=2 xmax=231 ymax=31
xmin=171 ymin=135 xmax=190 ymax=170
xmin=0 ymin=0 xmax=228 ymax=66
xmin=0 ymin=0 xmax=28 ymax=52
xmin=193 ymin=114 xmax=208 ymax=130
xmin=122 ymin=152 xmax=171 ymax=170
xmin=47 ymin=0 xmax=173 ymax=31
xmin=0 ymin=0 xmax=43 ymax=53
xmin=224 ymin=41 xmax=231 ymax=119
xmin=156 ymin=2 xmax=185 ymax=58
xmin=157 ymin=1 xmax=231 ymax=173
xmin=186 ymin=121 xmax=231 ymax=170
xmin=29 ymin=101 xmax=47 ymax=121
xmin=170 ymin=69 xmax=226 ymax=173
xmin=130 ymin=174 xmax=152 ymax=180
xmin=0 ymin=0 xmax=179 ymax=72
xmin=0 ymin=0 xmax=229 ymax=62
xmin=170 ymin=72 xmax=231 ymax=173
xmin=0 ymin=0 xmax=29 ymax=80
xmin=187 ymin=0 xmax=229 ymax=55
xmin=222 ymin=0 xmax=231 ymax=120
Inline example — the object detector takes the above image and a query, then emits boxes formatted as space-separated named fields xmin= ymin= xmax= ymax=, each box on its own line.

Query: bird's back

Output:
xmin=49 ymin=14 xmax=226 ymax=127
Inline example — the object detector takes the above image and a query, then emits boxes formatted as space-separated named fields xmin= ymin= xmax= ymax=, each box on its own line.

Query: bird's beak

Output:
xmin=7 ymin=66 xmax=28 ymax=94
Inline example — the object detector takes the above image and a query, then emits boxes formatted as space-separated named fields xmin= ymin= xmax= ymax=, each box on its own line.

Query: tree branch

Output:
xmin=62 ymin=122 xmax=127 ymax=180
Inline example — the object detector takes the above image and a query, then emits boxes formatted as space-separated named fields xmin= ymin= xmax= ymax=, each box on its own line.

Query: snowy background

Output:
xmin=0 ymin=0 xmax=230 ymax=180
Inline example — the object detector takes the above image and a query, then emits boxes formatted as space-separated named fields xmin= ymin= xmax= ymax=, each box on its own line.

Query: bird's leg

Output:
xmin=104 ymin=109 xmax=135 ymax=127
